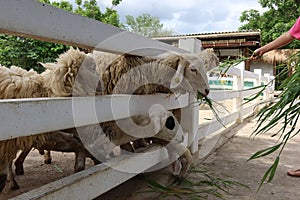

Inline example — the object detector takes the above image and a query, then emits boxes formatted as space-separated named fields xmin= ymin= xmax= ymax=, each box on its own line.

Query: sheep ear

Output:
xmin=170 ymin=63 xmax=184 ymax=89
xmin=152 ymin=116 xmax=162 ymax=134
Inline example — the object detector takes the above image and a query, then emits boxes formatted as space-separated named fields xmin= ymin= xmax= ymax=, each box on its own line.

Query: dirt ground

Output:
xmin=1 ymin=114 xmax=300 ymax=200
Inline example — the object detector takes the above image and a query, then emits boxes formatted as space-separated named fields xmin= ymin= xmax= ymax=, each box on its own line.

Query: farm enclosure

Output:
xmin=0 ymin=1 xmax=274 ymax=199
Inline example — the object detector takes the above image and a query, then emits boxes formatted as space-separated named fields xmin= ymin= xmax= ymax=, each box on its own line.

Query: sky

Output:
xmin=97 ymin=0 xmax=265 ymax=35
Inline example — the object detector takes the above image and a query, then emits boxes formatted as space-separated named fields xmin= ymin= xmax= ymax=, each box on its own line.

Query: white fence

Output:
xmin=191 ymin=64 xmax=274 ymax=154
xmin=0 ymin=1 xmax=274 ymax=199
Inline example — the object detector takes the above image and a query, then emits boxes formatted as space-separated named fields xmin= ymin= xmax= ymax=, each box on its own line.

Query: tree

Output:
xmin=0 ymin=0 xmax=122 ymax=72
xmin=239 ymin=0 xmax=300 ymax=48
xmin=124 ymin=13 xmax=173 ymax=37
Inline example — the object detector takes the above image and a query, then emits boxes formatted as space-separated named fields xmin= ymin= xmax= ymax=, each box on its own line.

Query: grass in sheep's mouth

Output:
xmin=140 ymin=165 xmax=249 ymax=199
xmin=196 ymin=92 xmax=228 ymax=127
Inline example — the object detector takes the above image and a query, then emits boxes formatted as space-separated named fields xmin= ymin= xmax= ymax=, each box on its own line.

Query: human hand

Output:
xmin=251 ymin=48 xmax=264 ymax=60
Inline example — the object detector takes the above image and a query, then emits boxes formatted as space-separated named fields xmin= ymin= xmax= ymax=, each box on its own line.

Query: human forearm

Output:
xmin=261 ymin=32 xmax=294 ymax=52
xmin=253 ymin=32 xmax=295 ymax=58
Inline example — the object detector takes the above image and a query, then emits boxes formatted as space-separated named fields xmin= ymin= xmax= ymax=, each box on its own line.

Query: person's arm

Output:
xmin=252 ymin=32 xmax=295 ymax=59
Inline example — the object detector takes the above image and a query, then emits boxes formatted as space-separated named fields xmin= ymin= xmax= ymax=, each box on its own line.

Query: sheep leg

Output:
xmin=14 ymin=147 xmax=31 ymax=175
xmin=2 ymin=161 xmax=19 ymax=193
xmin=169 ymin=147 xmax=192 ymax=177
xmin=74 ymin=151 xmax=86 ymax=173
xmin=150 ymin=138 xmax=192 ymax=177
xmin=43 ymin=150 xmax=52 ymax=164
xmin=178 ymin=149 xmax=193 ymax=177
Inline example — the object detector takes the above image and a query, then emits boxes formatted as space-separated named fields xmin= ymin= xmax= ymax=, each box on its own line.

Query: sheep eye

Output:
xmin=190 ymin=68 xmax=198 ymax=73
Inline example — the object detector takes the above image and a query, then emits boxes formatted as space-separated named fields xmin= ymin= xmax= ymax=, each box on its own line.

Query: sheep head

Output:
xmin=170 ymin=48 xmax=219 ymax=97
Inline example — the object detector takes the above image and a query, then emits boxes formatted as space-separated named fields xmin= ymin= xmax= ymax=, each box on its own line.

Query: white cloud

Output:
xmin=65 ymin=0 xmax=264 ymax=34
xmin=105 ymin=0 xmax=265 ymax=34
xmin=59 ymin=0 xmax=265 ymax=34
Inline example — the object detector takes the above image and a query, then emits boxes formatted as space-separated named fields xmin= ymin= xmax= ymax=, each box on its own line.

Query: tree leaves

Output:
xmin=257 ymin=156 xmax=280 ymax=191
xmin=239 ymin=0 xmax=300 ymax=47
xmin=0 ymin=0 xmax=123 ymax=71
xmin=124 ymin=13 xmax=174 ymax=37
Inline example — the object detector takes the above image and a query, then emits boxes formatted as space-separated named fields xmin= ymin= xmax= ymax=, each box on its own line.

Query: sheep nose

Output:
xmin=204 ymin=89 xmax=210 ymax=96
xmin=165 ymin=116 xmax=175 ymax=130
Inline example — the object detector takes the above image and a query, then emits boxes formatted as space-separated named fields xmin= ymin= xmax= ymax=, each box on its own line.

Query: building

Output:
xmin=153 ymin=31 xmax=300 ymax=89
xmin=152 ymin=30 xmax=261 ymax=71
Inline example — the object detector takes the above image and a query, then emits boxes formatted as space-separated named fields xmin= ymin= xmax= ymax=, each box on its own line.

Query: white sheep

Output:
xmin=92 ymin=48 xmax=218 ymax=174
xmin=0 ymin=65 xmax=50 ymax=192
xmin=41 ymin=47 xmax=218 ymax=97
xmin=0 ymin=48 xmax=105 ymax=193
xmin=2 ymin=47 xmax=218 ymax=192
xmin=38 ymin=47 xmax=219 ymax=175
xmin=90 ymin=48 xmax=218 ymax=97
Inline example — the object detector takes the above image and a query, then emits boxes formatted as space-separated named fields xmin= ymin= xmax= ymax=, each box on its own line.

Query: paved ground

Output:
xmin=196 ymin=116 xmax=300 ymax=200
xmin=2 ymin=114 xmax=300 ymax=200
xmin=98 ymin=115 xmax=300 ymax=200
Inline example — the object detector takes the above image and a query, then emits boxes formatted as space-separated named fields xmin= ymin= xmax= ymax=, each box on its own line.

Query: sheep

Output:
xmin=7 ymin=47 xmax=218 ymax=191
xmin=72 ymin=104 xmax=192 ymax=176
xmin=0 ymin=49 xmax=100 ymax=192
xmin=92 ymin=48 xmax=218 ymax=174
xmin=38 ymin=47 xmax=219 ymax=175
xmin=41 ymin=47 xmax=218 ymax=97
xmin=90 ymin=48 xmax=218 ymax=97
xmin=14 ymin=131 xmax=101 ymax=176
xmin=0 ymin=65 xmax=47 ymax=99
xmin=0 ymin=65 xmax=50 ymax=192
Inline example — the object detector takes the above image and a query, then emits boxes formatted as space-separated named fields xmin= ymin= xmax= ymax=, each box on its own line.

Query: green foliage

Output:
xmin=74 ymin=0 xmax=122 ymax=26
xmin=221 ymin=52 xmax=300 ymax=189
xmin=124 ymin=13 xmax=173 ymax=37
xmin=0 ymin=0 xmax=122 ymax=71
xmin=239 ymin=0 xmax=300 ymax=48
xmin=140 ymin=166 xmax=248 ymax=199
xmin=0 ymin=34 xmax=67 ymax=72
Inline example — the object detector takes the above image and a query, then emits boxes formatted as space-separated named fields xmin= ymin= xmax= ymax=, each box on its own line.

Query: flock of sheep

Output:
xmin=0 ymin=47 xmax=219 ymax=194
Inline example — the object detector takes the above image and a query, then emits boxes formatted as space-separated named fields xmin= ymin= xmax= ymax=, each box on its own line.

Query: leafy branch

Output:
xmin=223 ymin=51 xmax=300 ymax=190
xmin=140 ymin=166 xmax=248 ymax=199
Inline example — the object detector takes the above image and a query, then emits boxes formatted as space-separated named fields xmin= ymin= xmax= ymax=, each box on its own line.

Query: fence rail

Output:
xmin=0 ymin=1 xmax=274 ymax=199
xmin=0 ymin=94 xmax=188 ymax=141
xmin=0 ymin=0 xmax=186 ymax=56
xmin=193 ymin=64 xmax=274 ymax=150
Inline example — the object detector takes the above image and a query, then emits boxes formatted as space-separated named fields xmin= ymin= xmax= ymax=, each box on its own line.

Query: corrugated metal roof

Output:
xmin=151 ymin=30 xmax=261 ymax=40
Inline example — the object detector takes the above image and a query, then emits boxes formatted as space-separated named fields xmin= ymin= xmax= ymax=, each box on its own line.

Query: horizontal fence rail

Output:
xmin=195 ymin=64 xmax=274 ymax=145
xmin=0 ymin=94 xmax=188 ymax=141
xmin=12 ymin=145 xmax=169 ymax=200
xmin=0 ymin=0 xmax=187 ymax=57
